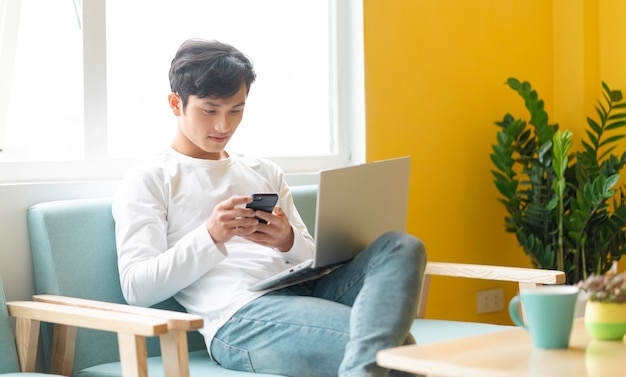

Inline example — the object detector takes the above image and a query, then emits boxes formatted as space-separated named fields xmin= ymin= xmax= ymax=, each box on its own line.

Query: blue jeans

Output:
xmin=210 ymin=231 xmax=426 ymax=377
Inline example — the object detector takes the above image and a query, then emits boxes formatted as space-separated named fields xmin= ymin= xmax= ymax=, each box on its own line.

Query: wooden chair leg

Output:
xmin=50 ymin=324 xmax=77 ymax=376
xmin=14 ymin=317 xmax=40 ymax=373
xmin=160 ymin=330 xmax=190 ymax=377
xmin=519 ymin=282 xmax=542 ymax=291
xmin=416 ymin=275 xmax=431 ymax=319
xmin=117 ymin=333 xmax=148 ymax=377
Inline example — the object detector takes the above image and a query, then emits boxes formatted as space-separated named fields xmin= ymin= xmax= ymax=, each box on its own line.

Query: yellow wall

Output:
xmin=363 ymin=0 xmax=626 ymax=324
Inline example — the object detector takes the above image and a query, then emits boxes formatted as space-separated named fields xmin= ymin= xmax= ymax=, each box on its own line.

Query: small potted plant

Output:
xmin=578 ymin=271 xmax=626 ymax=340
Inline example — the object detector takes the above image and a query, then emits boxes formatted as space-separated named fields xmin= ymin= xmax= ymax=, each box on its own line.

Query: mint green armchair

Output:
xmin=26 ymin=185 xmax=565 ymax=376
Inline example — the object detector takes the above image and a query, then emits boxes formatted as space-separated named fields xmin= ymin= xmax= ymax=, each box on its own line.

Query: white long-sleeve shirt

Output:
xmin=112 ymin=148 xmax=315 ymax=345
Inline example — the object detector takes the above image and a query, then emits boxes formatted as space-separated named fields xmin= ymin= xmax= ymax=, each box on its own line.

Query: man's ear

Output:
xmin=168 ymin=92 xmax=183 ymax=116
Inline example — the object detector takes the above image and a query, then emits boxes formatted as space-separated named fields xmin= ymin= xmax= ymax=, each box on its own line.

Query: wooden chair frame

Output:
xmin=418 ymin=262 xmax=566 ymax=318
xmin=6 ymin=299 xmax=202 ymax=377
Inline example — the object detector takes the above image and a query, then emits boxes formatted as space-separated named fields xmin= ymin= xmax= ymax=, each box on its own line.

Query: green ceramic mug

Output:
xmin=509 ymin=285 xmax=579 ymax=349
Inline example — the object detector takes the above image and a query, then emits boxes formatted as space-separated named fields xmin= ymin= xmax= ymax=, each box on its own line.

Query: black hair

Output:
xmin=169 ymin=39 xmax=256 ymax=110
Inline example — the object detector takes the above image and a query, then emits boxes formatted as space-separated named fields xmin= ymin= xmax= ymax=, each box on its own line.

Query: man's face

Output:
xmin=169 ymin=83 xmax=247 ymax=159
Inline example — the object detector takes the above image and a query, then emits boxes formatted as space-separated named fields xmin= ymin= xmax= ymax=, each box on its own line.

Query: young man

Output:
xmin=113 ymin=38 xmax=426 ymax=377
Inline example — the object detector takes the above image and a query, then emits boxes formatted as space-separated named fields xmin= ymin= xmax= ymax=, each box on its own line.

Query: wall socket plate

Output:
xmin=476 ymin=287 xmax=504 ymax=314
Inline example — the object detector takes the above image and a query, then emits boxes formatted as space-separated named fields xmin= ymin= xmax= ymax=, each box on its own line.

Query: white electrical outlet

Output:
xmin=476 ymin=287 xmax=504 ymax=314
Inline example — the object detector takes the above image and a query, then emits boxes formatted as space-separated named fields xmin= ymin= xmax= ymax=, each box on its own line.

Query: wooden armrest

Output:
xmin=7 ymin=301 xmax=169 ymax=376
xmin=33 ymin=295 xmax=204 ymax=331
xmin=425 ymin=262 xmax=566 ymax=285
xmin=8 ymin=301 xmax=168 ymax=335
xmin=32 ymin=295 xmax=203 ymax=377
xmin=417 ymin=262 xmax=566 ymax=319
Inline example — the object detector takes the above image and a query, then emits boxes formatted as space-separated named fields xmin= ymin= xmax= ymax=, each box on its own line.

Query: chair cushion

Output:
xmin=76 ymin=350 xmax=279 ymax=377
xmin=411 ymin=318 xmax=511 ymax=344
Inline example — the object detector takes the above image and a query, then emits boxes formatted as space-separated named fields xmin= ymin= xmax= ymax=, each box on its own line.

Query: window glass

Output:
xmin=0 ymin=0 xmax=84 ymax=162
xmin=0 ymin=0 xmax=354 ymax=181
xmin=105 ymin=0 xmax=332 ymax=159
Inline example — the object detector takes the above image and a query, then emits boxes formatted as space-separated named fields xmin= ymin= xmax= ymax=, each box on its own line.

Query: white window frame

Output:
xmin=0 ymin=0 xmax=364 ymax=183
xmin=0 ymin=0 xmax=20 ymax=157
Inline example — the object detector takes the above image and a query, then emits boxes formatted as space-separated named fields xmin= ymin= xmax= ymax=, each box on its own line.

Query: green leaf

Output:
xmin=585 ymin=130 xmax=599 ymax=148
xmin=607 ymin=113 xmax=626 ymax=120
xmin=604 ymin=174 xmax=620 ymax=193
xmin=587 ymin=118 xmax=602 ymax=136
xmin=595 ymin=107 xmax=607 ymax=126
xmin=507 ymin=77 xmax=522 ymax=90
xmin=600 ymin=134 xmax=626 ymax=147
xmin=611 ymin=89 xmax=623 ymax=102
xmin=546 ymin=196 xmax=558 ymax=210
xmin=605 ymin=120 xmax=626 ymax=131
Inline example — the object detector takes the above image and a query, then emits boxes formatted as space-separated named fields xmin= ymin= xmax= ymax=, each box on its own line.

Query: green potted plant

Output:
xmin=490 ymin=78 xmax=626 ymax=285
xmin=578 ymin=271 xmax=626 ymax=340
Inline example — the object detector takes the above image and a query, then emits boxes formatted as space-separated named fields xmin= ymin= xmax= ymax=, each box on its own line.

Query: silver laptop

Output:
xmin=248 ymin=156 xmax=411 ymax=291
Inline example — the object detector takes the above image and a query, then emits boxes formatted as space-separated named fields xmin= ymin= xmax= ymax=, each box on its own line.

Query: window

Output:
xmin=0 ymin=0 xmax=364 ymax=182
xmin=0 ymin=0 xmax=84 ymax=162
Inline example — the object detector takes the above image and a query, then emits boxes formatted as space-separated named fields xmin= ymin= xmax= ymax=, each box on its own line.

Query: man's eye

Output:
xmin=203 ymin=109 xmax=216 ymax=114
xmin=230 ymin=109 xmax=242 ymax=114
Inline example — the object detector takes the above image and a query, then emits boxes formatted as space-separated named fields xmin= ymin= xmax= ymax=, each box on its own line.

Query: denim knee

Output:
xmin=377 ymin=231 xmax=426 ymax=273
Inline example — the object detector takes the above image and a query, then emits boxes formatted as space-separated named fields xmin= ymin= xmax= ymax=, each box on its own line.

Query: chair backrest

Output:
xmin=0 ymin=273 xmax=21 ymax=374
xmin=290 ymin=184 xmax=318 ymax=234
xmin=26 ymin=185 xmax=318 ymax=372
xmin=27 ymin=197 xmax=205 ymax=371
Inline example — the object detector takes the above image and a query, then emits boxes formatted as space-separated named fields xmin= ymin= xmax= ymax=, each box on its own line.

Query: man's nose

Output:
xmin=215 ymin=115 xmax=231 ymax=133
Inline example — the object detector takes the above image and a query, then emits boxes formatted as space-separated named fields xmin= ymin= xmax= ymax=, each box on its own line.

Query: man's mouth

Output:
xmin=209 ymin=136 xmax=228 ymax=143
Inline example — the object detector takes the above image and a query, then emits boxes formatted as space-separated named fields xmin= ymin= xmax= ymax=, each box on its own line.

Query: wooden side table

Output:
xmin=377 ymin=318 xmax=626 ymax=377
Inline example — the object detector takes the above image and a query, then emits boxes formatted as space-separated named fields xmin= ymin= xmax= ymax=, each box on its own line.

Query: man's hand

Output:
xmin=206 ymin=196 xmax=294 ymax=252
xmin=206 ymin=196 xmax=259 ymax=244
xmin=242 ymin=205 xmax=295 ymax=252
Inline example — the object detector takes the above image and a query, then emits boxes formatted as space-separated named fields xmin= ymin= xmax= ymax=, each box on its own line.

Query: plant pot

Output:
xmin=584 ymin=300 xmax=626 ymax=341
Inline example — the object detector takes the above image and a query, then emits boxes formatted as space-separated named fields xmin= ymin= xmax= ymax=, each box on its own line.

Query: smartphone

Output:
xmin=246 ymin=193 xmax=278 ymax=224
